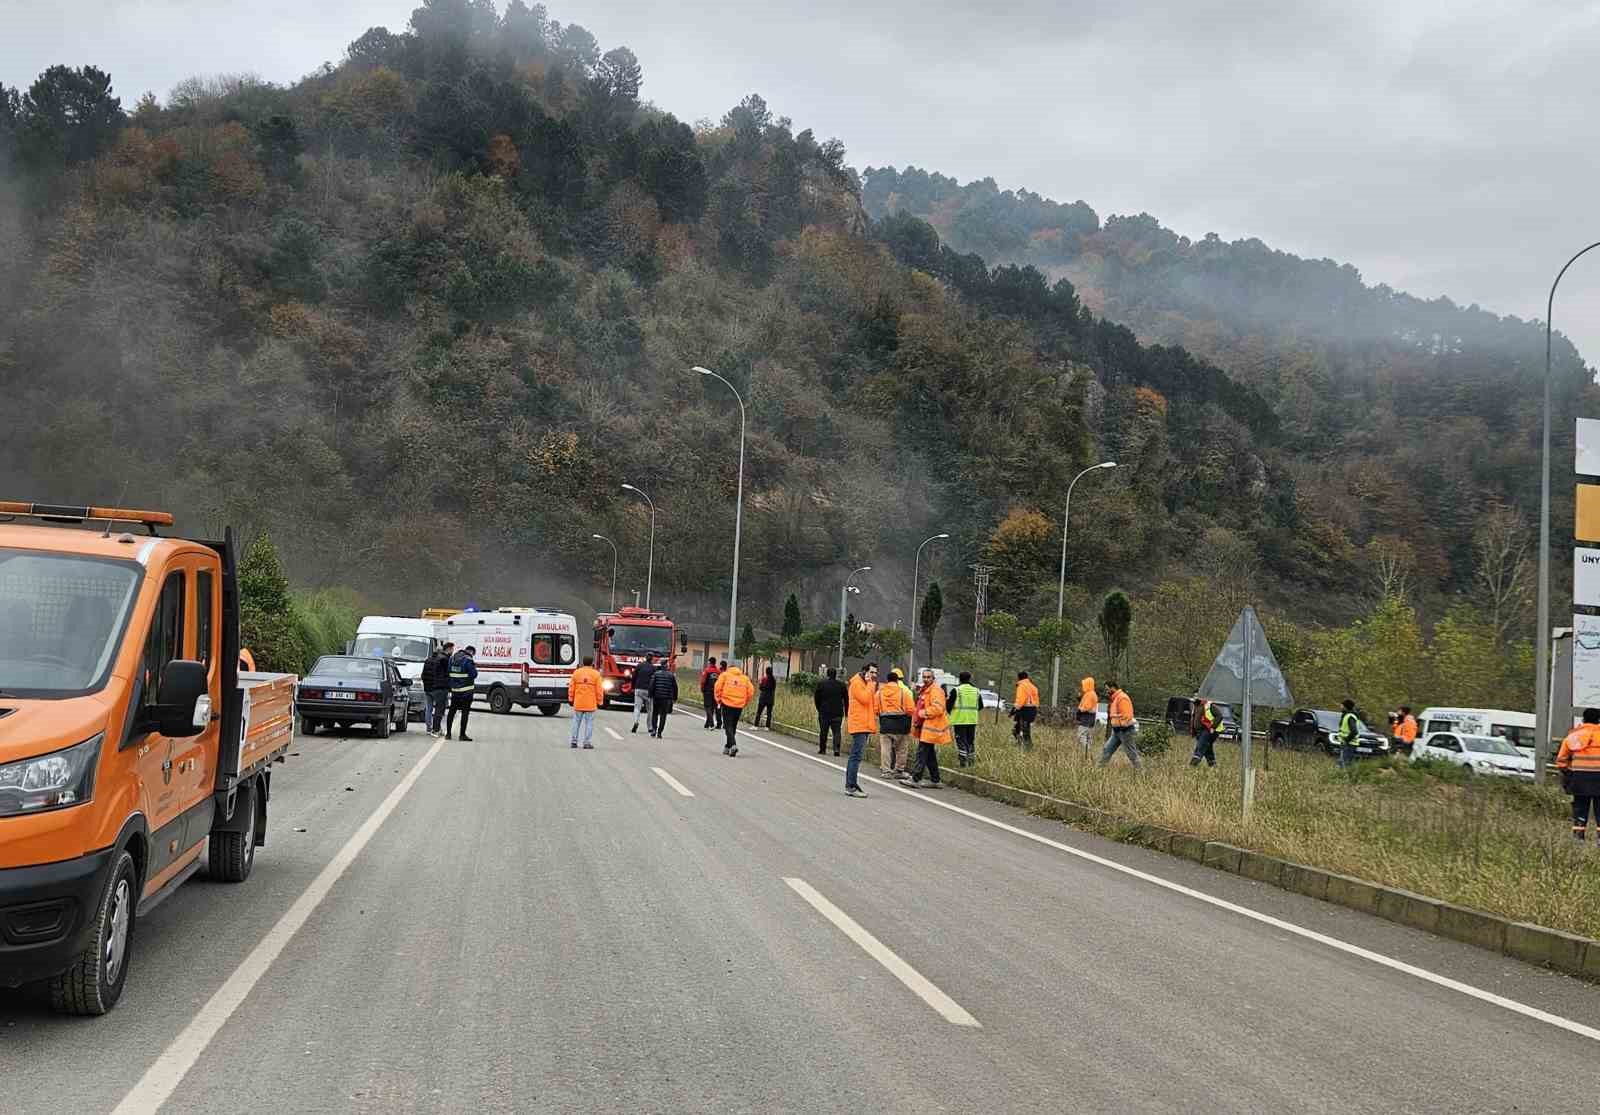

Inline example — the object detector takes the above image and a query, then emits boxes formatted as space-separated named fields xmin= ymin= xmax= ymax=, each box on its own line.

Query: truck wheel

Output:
xmin=375 ymin=715 xmax=391 ymax=739
xmin=209 ymin=782 xmax=258 ymax=883
xmin=488 ymin=687 xmax=511 ymax=715
xmin=1271 ymin=733 xmax=1284 ymax=748
xmin=539 ymin=704 xmax=559 ymax=717
xmin=300 ymin=716 xmax=317 ymax=736
xmin=49 ymin=849 xmax=137 ymax=1015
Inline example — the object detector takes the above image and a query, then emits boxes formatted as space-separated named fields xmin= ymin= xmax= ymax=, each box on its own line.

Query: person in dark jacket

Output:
xmin=813 ymin=667 xmax=847 ymax=756
xmin=701 ymin=659 xmax=721 ymax=730
xmin=420 ymin=641 xmax=453 ymax=737
xmin=754 ymin=665 xmax=777 ymax=728
xmin=446 ymin=645 xmax=478 ymax=741
xmin=631 ymin=654 xmax=659 ymax=734
xmin=648 ymin=665 xmax=679 ymax=737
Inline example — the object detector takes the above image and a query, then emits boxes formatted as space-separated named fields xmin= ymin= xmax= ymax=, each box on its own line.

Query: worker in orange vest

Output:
xmin=1076 ymin=676 xmax=1099 ymax=755
xmin=1557 ymin=707 xmax=1600 ymax=840
xmin=876 ymin=668 xmax=916 ymax=779
xmin=1393 ymin=706 xmax=1418 ymax=755
xmin=844 ymin=662 xmax=880 ymax=797
xmin=909 ymin=667 xmax=951 ymax=787
xmin=567 ymin=655 xmax=604 ymax=749
xmin=1099 ymin=680 xmax=1141 ymax=769
xmin=714 ymin=663 xmax=755 ymax=757
xmin=1011 ymin=671 xmax=1041 ymax=749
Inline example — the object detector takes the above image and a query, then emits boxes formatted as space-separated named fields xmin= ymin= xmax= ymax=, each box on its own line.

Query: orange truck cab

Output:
xmin=0 ymin=501 xmax=295 ymax=1014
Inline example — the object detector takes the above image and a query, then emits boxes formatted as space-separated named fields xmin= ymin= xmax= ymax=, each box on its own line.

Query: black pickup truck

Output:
xmin=1269 ymin=708 xmax=1390 ymax=757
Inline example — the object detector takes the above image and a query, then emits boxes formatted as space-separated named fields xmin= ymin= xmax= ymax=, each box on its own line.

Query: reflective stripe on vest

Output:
xmin=950 ymin=684 xmax=981 ymax=726
xmin=450 ymin=667 xmax=474 ymax=693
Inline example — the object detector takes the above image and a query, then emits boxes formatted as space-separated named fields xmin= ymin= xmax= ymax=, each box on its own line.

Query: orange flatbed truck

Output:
xmin=0 ymin=501 xmax=295 ymax=1014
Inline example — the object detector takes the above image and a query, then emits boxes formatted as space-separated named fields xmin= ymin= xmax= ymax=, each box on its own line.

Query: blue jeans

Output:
xmin=1099 ymin=727 xmax=1142 ymax=768
xmin=1339 ymin=742 xmax=1357 ymax=768
xmin=571 ymin=710 xmax=595 ymax=745
xmin=846 ymin=732 xmax=869 ymax=789
xmin=424 ymin=689 xmax=448 ymax=732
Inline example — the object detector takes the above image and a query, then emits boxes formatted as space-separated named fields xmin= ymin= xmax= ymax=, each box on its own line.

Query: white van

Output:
xmin=352 ymin=615 xmax=438 ymax=721
xmin=434 ymin=608 xmax=577 ymax=716
xmin=1416 ymin=707 xmax=1538 ymax=759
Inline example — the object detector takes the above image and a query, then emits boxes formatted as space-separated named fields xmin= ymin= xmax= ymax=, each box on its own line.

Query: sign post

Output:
xmin=1198 ymin=606 xmax=1293 ymax=821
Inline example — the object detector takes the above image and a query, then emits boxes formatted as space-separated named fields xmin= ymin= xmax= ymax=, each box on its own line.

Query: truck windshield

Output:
xmin=609 ymin=624 xmax=672 ymax=656
xmin=0 ymin=548 xmax=141 ymax=698
xmin=352 ymin=634 xmax=431 ymax=662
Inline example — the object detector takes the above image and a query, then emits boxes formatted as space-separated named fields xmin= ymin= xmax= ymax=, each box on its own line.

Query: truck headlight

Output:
xmin=602 ymin=679 xmax=614 ymax=691
xmin=0 ymin=733 xmax=102 ymax=817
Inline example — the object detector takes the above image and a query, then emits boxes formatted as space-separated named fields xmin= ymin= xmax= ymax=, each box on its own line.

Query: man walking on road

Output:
xmin=845 ymin=662 xmax=879 ymax=797
xmin=421 ymin=641 xmax=453 ymax=737
xmin=1011 ymin=670 xmax=1040 ymax=749
xmin=445 ymin=645 xmax=478 ymax=741
xmin=1337 ymin=699 xmax=1361 ymax=769
xmin=568 ymin=656 xmax=604 ymax=749
xmin=1077 ymin=676 xmax=1099 ymax=755
xmin=877 ymin=668 xmax=915 ymax=778
xmin=1098 ymin=680 xmax=1140 ymax=769
xmin=1189 ymin=695 xmax=1221 ymax=768
xmin=700 ymin=659 xmax=721 ymax=730
xmin=631 ymin=654 xmax=658 ymax=734
xmin=814 ymin=666 xmax=846 ymax=755
xmin=754 ymin=665 xmax=777 ymax=728
xmin=1558 ymin=707 xmax=1600 ymax=840
xmin=910 ymin=667 xmax=950 ymax=787
xmin=714 ymin=662 xmax=754 ymax=756
xmin=951 ymin=671 xmax=981 ymax=768
xmin=647 ymin=662 xmax=678 ymax=738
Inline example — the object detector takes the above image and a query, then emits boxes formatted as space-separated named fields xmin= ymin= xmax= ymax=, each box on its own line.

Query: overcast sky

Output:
xmin=5 ymin=0 xmax=1599 ymax=365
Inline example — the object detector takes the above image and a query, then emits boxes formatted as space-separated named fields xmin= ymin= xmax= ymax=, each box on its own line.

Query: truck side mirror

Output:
xmin=150 ymin=659 xmax=210 ymax=738
xmin=679 ymin=633 xmax=688 ymax=653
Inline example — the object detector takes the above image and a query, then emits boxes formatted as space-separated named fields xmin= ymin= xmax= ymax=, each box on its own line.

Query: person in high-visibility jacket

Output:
xmin=1076 ymin=676 xmax=1099 ymax=754
xmin=1336 ymin=699 xmax=1361 ymax=769
xmin=1011 ymin=671 xmax=1040 ymax=749
xmin=844 ymin=663 xmax=880 ymax=796
xmin=567 ymin=655 xmax=604 ymax=749
xmin=876 ymin=668 xmax=916 ymax=779
xmin=1189 ymin=696 xmax=1221 ymax=769
xmin=950 ymin=672 xmax=982 ymax=767
xmin=910 ymin=668 xmax=950 ymax=787
xmin=1557 ymin=707 xmax=1600 ymax=840
xmin=1393 ymin=706 xmax=1418 ymax=755
xmin=1098 ymin=680 xmax=1140 ymax=769
xmin=446 ymin=645 xmax=478 ymax=741
xmin=714 ymin=663 xmax=755 ymax=757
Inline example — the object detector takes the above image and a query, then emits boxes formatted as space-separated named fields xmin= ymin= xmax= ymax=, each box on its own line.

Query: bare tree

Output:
xmin=1473 ymin=502 xmax=1531 ymax=645
xmin=1365 ymin=536 xmax=1416 ymax=603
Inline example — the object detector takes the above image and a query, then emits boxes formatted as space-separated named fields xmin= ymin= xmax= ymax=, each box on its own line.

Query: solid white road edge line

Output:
xmin=111 ymin=736 xmax=448 ymax=1115
xmin=784 ymin=876 xmax=981 ymax=1028
xmin=604 ymin=724 xmax=623 ymax=740
xmin=671 ymin=708 xmax=1600 ymax=1046
xmin=652 ymin=766 xmax=695 ymax=797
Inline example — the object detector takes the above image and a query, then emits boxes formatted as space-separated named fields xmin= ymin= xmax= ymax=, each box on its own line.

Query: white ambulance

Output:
xmin=433 ymin=607 xmax=578 ymax=716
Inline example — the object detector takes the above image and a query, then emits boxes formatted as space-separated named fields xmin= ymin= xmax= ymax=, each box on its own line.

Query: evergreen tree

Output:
xmin=239 ymin=533 xmax=305 ymax=672
xmin=920 ymin=582 xmax=943 ymax=666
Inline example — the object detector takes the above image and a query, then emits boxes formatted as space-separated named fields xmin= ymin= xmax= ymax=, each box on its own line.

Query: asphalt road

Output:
xmin=4 ymin=704 xmax=1598 ymax=1113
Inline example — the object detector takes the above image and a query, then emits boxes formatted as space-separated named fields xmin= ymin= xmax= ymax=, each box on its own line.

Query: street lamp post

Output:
xmin=1535 ymin=242 xmax=1600 ymax=784
xmin=908 ymin=532 xmax=949 ymax=682
xmin=693 ymin=366 xmax=746 ymax=659
xmin=1051 ymin=461 xmax=1117 ymax=707
xmin=839 ymin=566 xmax=872 ymax=673
xmin=590 ymin=533 xmax=617 ymax=612
xmin=621 ymin=483 xmax=656 ymax=609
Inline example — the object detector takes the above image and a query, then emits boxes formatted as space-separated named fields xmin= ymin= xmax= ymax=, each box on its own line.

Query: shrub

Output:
xmin=1136 ymin=719 xmax=1172 ymax=756
xmin=787 ymin=671 xmax=819 ymax=693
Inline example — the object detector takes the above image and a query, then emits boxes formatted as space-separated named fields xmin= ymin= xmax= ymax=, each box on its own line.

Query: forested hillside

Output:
xmin=1 ymin=2 xmax=1590 ymax=710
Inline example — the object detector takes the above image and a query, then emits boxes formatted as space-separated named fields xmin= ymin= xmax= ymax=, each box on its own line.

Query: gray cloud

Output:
xmin=4 ymin=0 xmax=1599 ymax=362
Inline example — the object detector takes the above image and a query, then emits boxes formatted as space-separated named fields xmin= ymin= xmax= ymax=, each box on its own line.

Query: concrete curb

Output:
xmin=718 ymin=701 xmax=1600 ymax=982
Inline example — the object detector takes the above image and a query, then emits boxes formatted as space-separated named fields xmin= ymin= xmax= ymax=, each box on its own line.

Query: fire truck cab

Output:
xmin=592 ymin=607 xmax=686 ymax=707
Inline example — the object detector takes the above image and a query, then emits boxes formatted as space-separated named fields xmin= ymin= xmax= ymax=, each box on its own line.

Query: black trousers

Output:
xmin=1574 ymin=794 xmax=1598 ymax=834
xmin=912 ymin=742 xmax=941 ymax=784
xmin=650 ymin=702 xmax=671 ymax=736
xmin=446 ymin=695 xmax=471 ymax=737
xmin=1012 ymin=707 xmax=1036 ymax=746
xmin=428 ymin=689 xmax=449 ymax=732
xmin=953 ymin=724 xmax=976 ymax=766
xmin=819 ymin=715 xmax=842 ymax=753
xmin=703 ymin=692 xmax=717 ymax=727
xmin=722 ymin=705 xmax=742 ymax=749
xmin=754 ymin=695 xmax=774 ymax=727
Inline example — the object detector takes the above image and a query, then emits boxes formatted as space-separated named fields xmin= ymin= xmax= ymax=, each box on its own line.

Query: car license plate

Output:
xmin=329 ymin=691 xmax=356 ymax=700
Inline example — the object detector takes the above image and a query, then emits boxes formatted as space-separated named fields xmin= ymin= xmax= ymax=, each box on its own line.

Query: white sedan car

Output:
xmin=1411 ymin=731 xmax=1534 ymax=780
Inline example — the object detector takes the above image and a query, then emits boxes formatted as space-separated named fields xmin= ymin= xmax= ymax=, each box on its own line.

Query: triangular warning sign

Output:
xmin=1197 ymin=606 xmax=1293 ymax=707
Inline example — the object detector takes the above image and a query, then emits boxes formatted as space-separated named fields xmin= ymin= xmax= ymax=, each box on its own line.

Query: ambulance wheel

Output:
xmin=488 ymin=687 xmax=512 ymax=715
xmin=49 ymin=849 xmax=137 ymax=1015
xmin=539 ymin=704 xmax=559 ymax=717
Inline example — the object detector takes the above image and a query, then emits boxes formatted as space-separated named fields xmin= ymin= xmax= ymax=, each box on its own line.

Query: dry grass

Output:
xmin=739 ymin=683 xmax=1600 ymax=939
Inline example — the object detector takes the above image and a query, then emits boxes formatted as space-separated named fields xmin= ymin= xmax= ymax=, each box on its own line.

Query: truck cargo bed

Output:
xmin=219 ymin=671 xmax=296 ymax=790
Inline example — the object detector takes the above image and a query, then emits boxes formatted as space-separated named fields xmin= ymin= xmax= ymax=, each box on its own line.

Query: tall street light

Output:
xmin=621 ymin=482 xmax=656 ymax=609
xmin=693 ymin=365 xmax=746 ymax=658
xmin=1535 ymin=242 xmax=1600 ymax=784
xmin=839 ymin=566 xmax=872 ymax=672
xmin=908 ymin=532 xmax=949 ymax=682
xmin=590 ymin=533 xmax=618 ymax=612
xmin=1051 ymin=461 xmax=1117 ymax=707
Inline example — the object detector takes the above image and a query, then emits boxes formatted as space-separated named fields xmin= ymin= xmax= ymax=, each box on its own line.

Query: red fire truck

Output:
xmin=592 ymin=607 xmax=685 ymax=707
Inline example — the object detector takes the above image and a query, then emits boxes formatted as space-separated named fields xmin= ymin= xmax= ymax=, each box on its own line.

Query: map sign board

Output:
xmin=1573 ymin=614 xmax=1600 ymax=710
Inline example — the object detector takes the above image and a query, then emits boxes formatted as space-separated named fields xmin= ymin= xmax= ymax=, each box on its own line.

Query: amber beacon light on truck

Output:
xmin=0 ymin=501 xmax=175 ymax=533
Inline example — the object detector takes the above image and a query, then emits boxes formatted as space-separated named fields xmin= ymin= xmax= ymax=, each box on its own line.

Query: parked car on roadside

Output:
xmin=1415 ymin=707 xmax=1541 ymax=761
xmin=295 ymin=655 xmax=410 ymax=738
xmin=1269 ymin=708 xmax=1389 ymax=757
xmin=1411 ymin=731 xmax=1535 ymax=781
xmin=1165 ymin=696 xmax=1240 ymax=741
